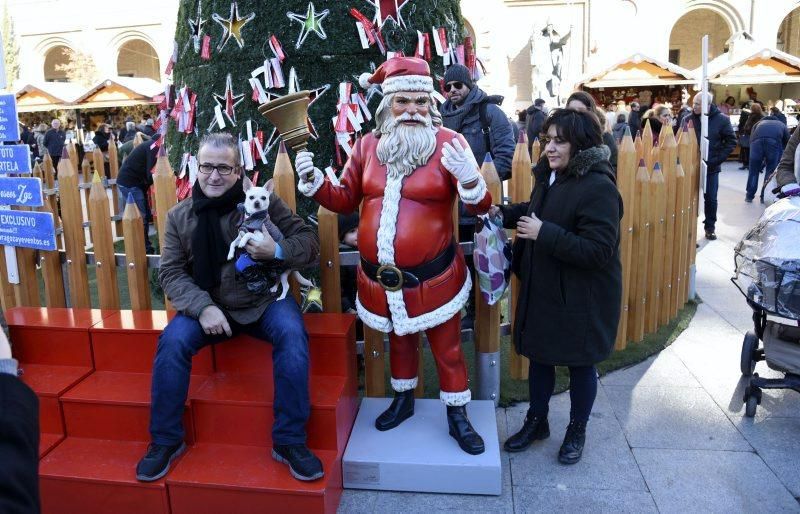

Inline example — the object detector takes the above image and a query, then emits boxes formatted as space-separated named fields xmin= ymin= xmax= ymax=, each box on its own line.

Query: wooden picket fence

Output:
xmin=0 ymin=120 xmax=700 ymax=399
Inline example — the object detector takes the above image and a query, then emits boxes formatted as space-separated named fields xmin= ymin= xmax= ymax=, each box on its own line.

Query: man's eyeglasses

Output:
xmin=445 ymin=82 xmax=464 ymax=92
xmin=198 ymin=163 xmax=236 ymax=175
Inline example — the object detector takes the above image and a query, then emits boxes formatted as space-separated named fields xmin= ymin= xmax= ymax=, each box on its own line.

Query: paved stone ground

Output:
xmin=338 ymin=161 xmax=800 ymax=513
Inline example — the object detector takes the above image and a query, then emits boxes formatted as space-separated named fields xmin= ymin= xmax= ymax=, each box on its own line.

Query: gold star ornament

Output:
xmin=212 ymin=1 xmax=255 ymax=51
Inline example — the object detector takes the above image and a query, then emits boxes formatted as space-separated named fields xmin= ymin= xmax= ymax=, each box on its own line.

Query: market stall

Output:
xmin=576 ymin=53 xmax=696 ymax=111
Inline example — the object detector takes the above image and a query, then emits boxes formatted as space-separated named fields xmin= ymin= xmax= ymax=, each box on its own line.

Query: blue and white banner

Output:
xmin=0 ymin=210 xmax=56 ymax=251
xmin=0 ymin=176 xmax=43 ymax=207
xmin=0 ymin=144 xmax=31 ymax=174
xmin=0 ymin=94 xmax=19 ymax=142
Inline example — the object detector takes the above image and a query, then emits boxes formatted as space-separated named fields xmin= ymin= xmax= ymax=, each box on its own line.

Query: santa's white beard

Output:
xmin=376 ymin=113 xmax=437 ymax=178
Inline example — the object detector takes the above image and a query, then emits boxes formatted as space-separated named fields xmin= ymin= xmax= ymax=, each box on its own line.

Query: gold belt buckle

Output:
xmin=376 ymin=264 xmax=403 ymax=292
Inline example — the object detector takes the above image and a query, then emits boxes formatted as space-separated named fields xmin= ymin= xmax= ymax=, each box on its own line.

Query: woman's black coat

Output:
xmin=500 ymin=146 xmax=623 ymax=366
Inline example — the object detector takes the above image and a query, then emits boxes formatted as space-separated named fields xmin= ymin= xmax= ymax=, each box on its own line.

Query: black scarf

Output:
xmin=190 ymin=178 xmax=244 ymax=290
xmin=440 ymin=87 xmax=486 ymax=132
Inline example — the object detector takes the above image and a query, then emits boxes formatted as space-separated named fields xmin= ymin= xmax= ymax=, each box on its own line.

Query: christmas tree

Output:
xmin=166 ymin=0 xmax=473 ymax=218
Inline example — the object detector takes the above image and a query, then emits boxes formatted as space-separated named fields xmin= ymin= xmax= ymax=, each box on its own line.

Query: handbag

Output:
xmin=739 ymin=134 xmax=750 ymax=148
xmin=473 ymin=213 xmax=512 ymax=305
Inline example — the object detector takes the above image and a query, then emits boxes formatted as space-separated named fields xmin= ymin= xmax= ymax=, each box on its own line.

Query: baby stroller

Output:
xmin=733 ymin=196 xmax=800 ymax=417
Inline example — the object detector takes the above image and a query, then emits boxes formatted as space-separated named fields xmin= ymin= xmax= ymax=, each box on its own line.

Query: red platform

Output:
xmin=5 ymin=307 xmax=358 ymax=514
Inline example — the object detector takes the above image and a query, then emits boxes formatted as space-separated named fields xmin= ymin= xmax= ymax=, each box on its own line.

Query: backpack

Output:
xmin=478 ymin=96 xmax=504 ymax=159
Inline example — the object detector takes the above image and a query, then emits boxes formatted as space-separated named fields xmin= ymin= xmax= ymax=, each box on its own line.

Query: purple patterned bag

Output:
xmin=473 ymin=213 xmax=512 ymax=305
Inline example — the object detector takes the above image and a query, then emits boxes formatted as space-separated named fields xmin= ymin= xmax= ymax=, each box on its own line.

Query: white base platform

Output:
xmin=342 ymin=398 xmax=501 ymax=495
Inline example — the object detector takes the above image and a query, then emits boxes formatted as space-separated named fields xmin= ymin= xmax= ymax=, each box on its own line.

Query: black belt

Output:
xmin=361 ymin=243 xmax=456 ymax=292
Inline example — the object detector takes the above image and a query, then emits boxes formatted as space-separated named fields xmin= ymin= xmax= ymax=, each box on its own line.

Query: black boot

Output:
xmin=375 ymin=389 xmax=415 ymax=431
xmin=447 ymin=405 xmax=485 ymax=455
xmin=558 ymin=420 xmax=587 ymax=465
xmin=504 ymin=411 xmax=549 ymax=452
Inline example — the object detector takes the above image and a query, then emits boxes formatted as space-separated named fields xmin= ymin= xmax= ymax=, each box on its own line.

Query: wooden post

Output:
xmin=672 ymin=159 xmax=688 ymax=315
xmin=122 ymin=198 xmax=151 ymax=310
xmin=677 ymin=125 xmax=693 ymax=305
xmin=58 ymin=148 xmax=91 ymax=308
xmin=95 ymin=147 xmax=122 ymax=238
xmin=80 ymin=156 xmax=92 ymax=244
xmin=317 ymin=205 xmax=341 ymax=313
xmin=153 ymin=146 xmax=177 ymax=308
xmin=67 ymin=140 xmax=79 ymax=172
xmin=39 ymin=194 xmax=66 ymax=307
xmin=363 ymin=327 xmax=386 ymax=397
xmin=659 ymin=130 xmax=678 ymax=326
xmin=687 ymin=121 xmax=700 ymax=266
xmin=627 ymin=158 xmax=650 ymax=343
xmin=634 ymin=131 xmax=644 ymax=163
xmin=273 ymin=142 xmax=297 ymax=212
xmin=645 ymin=163 xmax=666 ymax=335
xmin=88 ymin=171 xmax=120 ymax=309
xmin=509 ymin=132 xmax=532 ymax=378
xmin=642 ymin=120 xmax=654 ymax=170
xmin=473 ymin=154 xmax=502 ymax=402
xmin=0 ymin=248 xmax=17 ymax=311
xmin=615 ymin=128 xmax=636 ymax=350
xmin=41 ymin=154 xmax=61 ymax=232
xmin=13 ymin=227 xmax=40 ymax=307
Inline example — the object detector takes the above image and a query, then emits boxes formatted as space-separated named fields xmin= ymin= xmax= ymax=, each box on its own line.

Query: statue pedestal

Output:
xmin=342 ymin=398 xmax=501 ymax=495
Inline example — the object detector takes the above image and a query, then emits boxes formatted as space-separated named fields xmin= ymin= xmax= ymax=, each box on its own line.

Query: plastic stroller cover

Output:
xmin=733 ymin=196 xmax=800 ymax=319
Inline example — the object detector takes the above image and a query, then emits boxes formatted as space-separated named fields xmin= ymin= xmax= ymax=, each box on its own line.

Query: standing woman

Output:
xmin=565 ymin=91 xmax=618 ymax=172
xmin=496 ymin=108 xmax=622 ymax=464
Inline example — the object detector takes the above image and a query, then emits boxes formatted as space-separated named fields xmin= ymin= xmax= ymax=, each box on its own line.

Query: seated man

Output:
xmin=135 ymin=133 xmax=322 ymax=482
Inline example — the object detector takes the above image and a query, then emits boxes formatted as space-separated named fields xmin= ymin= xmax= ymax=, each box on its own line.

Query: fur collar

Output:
xmin=567 ymin=145 xmax=611 ymax=177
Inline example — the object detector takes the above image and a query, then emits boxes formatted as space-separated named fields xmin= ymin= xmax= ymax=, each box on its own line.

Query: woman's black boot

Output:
xmin=504 ymin=411 xmax=550 ymax=452
xmin=558 ymin=420 xmax=587 ymax=464
xmin=447 ymin=405 xmax=485 ymax=455
xmin=375 ymin=389 xmax=415 ymax=431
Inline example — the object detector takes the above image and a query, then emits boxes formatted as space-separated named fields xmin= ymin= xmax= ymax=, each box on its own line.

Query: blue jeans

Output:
xmin=118 ymin=185 xmax=154 ymax=252
xmin=747 ymin=139 xmax=782 ymax=200
xmin=149 ymin=298 xmax=311 ymax=446
xmin=704 ymin=171 xmax=720 ymax=231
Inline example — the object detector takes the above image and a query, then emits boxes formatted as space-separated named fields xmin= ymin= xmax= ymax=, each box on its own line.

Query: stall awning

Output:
xmin=15 ymin=83 xmax=84 ymax=113
xmin=577 ymin=54 xmax=696 ymax=88
xmin=705 ymin=48 xmax=800 ymax=85
xmin=73 ymin=77 xmax=162 ymax=110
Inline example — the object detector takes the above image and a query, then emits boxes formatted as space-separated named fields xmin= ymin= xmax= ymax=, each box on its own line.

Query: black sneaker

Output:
xmin=704 ymin=230 xmax=717 ymax=241
xmin=272 ymin=444 xmax=324 ymax=481
xmin=135 ymin=442 xmax=186 ymax=482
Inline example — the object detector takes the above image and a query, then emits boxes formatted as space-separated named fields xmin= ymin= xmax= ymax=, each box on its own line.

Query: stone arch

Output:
xmin=668 ymin=3 xmax=738 ymax=69
xmin=109 ymin=30 xmax=162 ymax=80
xmin=776 ymin=2 xmax=800 ymax=57
xmin=42 ymin=44 xmax=74 ymax=82
xmin=116 ymin=39 xmax=160 ymax=80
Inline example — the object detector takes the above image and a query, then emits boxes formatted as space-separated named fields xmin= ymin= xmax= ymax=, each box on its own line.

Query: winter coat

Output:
xmin=775 ymin=123 xmax=800 ymax=188
xmin=0 ymin=367 xmax=40 ymax=514
xmin=685 ymin=103 xmax=737 ymax=174
xmin=603 ymin=132 xmax=618 ymax=171
xmin=525 ymin=105 xmax=547 ymax=155
xmin=159 ymin=193 xmax=319 ymax=324
xmin=627 ymin=110 xmax=642 ymax=137
xmin=43 ymin=128 xmax=66 ymax=157
xmin=92 ymin=131 xmax=110 ymax=153
xmin=117 ymin=138 xmax=158 ymax=190
xmin=500 ymin=146 xmax=622 ymax=366
xmin=750 ymin=115 xmax=790 ymax=147
xmin=612 ymin=122 xmax=627 ymax=142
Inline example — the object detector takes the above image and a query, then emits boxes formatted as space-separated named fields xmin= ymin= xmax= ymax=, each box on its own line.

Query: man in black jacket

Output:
xmin=0 ymin=329 xmax=40 ymax=514
xmin=627 ymin=102 xmax=642 ymax=137
xmin=43 ymin=119 xmax=66 ymax=172
xmin=685 ymin=92 xmax=737 ymax=240
xmin=117 ymin=137 xmax=159 ymax=253
xmin=525 ymin=98 xmax=547 ymax=157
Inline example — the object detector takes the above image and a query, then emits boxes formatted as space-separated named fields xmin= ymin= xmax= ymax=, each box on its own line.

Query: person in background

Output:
xmin=616 ymin=100 xmax=628 ymax=121
xmin=612 ymin=113 xmax=627 ymax=142
xmin=685 ymin=92 xmax=737 ymax=240
xmin=498 ymin=108 xmax=621 ymax=465
xmin=526 ymin=98 xmax=547 ymax=157
xmin=774 ymin=123 xmax=800 ymax=198
xmin=566 ymin=91 xmax=617 ymax=171
xmin=19 ymin=123 xmax=38 ymax=163
xmin=118 ymin=132 xmax=151 ymax=165
xmin=605 ymin=103 xmax=617 ymax=131
xmin=770 ymin=105 xmax=787 ymax=126
xmin=121 ymin=121 xmax=139 ymax=143
xmin=595 ymin=108 xmax=618 ymax=171
xmin=43 ymin=119 xmax=66 ymax=173
xmin=746 ymin=108 xmax=789 ymax=203
xmin=737 ymin=102 xmax=753 ymax=170
xmin=92 ymin=123 xmax=112 ymax=179
xmin=514 ymin=110 xmax=527 ymax=140
xmin=141 ymin=118 xmax=156 ymax=137
xmin=34 ymin=123 xmax=48 ymax=161
xmin=118 ymin=116 xmax=135 ymax=142
xmin=117 ymin=137 xmax=159 ymax=254
xmin=719 ymin=96 xmax=737 ymax=115
xmin=627 ymin=101 xmax=642 ymax=137
xmin=0 ymin=329 xmax=41 ymax=514
xmin=338 ymin=212 xmax=363 ymax=341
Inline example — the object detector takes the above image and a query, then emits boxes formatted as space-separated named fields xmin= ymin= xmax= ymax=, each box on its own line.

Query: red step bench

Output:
xmin=5 ymin=307 xmax=358 ymax=514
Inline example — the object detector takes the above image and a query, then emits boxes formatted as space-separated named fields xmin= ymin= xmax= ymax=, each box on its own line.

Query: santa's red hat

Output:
xmin=358 ymin=57 xmax=434 ymax=94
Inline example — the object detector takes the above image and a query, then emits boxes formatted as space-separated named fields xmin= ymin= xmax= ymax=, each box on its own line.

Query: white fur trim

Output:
xmin=391 ymin=377 xmax=418 ymax=392
xmin=382 ymin=75 xmax=434 ymax=94
xmin=388 ymin=272 xmax=471 ymax=336
xmin=457 ymin=176 xmax=488 ymax=205
xmin=359 ymin=72 xmax=373 ymax=89
xmin=297 ymin=167 xmax=324 ymax=197
xmin=356 ymin=294 xmax=393 ymax=333
xmin=440 ymin=389 xmax=471 ymax=406
xmin=376 ymin=174 xmax=403 ymax=265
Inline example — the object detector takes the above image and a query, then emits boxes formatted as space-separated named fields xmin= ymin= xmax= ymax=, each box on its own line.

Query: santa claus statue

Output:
xmin=295 ymin=57 xmax=491 ymax=455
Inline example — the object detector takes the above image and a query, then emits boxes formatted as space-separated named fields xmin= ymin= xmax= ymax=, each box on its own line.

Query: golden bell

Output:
xmin=257 ymin=90 xmax=312 ymax=152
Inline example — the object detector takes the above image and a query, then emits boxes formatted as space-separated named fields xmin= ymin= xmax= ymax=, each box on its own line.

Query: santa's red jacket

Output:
xmin=301 ymin=127 xmax=492 ymax=336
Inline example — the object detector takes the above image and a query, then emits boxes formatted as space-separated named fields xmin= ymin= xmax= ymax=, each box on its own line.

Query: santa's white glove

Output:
xmin=295 ymin=151 xmax=319 ymax=183
xmin=442 ymin=138 xmax=480 ymax=186
xmin=780 ymin=182 xmax=800 ymax=198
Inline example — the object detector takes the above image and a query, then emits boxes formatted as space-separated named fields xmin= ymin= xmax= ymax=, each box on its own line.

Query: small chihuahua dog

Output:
xmin=227 ymin=178 xmax=312 ymax=300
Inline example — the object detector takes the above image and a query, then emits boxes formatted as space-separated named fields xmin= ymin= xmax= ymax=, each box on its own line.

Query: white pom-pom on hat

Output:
xmin=358 ymin=72 xmax=373 ymax=89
